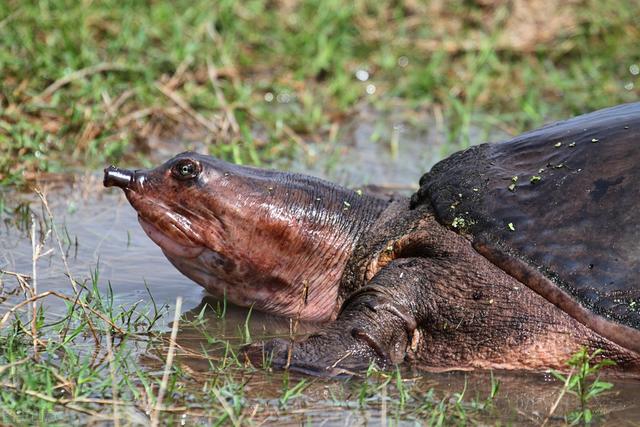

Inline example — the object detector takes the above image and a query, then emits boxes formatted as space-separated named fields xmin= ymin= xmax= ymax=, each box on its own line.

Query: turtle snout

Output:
xmin=104 ymin=166 xmax=145 ymax=190
xmin=104 ymin=166 xmax=133 ymax=189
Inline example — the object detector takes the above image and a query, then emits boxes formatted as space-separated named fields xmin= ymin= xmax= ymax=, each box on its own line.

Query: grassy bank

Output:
xmin=1 ymin=0 xmax=639 ymax=184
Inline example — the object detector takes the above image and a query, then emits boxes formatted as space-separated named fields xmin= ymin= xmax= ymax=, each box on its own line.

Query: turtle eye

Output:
xmin=171 ymin=159 xmax=200 ymax=180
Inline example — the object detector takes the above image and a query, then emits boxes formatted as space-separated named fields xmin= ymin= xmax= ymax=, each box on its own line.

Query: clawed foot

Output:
xmin=242 ymin=303 xmax=415 ymax=376
xmin=242 ymin=333 xmax=383 ymax=376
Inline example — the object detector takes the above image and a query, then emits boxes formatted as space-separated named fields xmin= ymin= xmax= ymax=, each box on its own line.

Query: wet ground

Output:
xmin=2 ymin=111 xmax=639 ymax=425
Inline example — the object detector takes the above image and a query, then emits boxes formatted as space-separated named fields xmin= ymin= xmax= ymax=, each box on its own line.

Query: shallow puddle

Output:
xmin=1 ymin=112 xmax=639 ymax=425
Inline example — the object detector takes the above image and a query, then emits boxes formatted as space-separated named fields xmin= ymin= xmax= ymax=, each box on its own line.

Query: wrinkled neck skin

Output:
xmin=125 ymin=155 xmax=388 ymax=321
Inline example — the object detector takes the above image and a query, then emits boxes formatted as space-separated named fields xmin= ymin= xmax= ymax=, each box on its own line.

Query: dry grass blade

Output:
xmin=116 ymin=107 xmax=155 ymax=127
xmin=164 ymin=57 xmax=191 ymax=90
xmin=34 ymin=189 xmax=76 ymax=293
xmin=30 ymin=216 xmax=38 ymax=358
xmin=34 ymin=188 xmax=101 ymax=342
xmin=0 ymin=269 xmax=32 ymax=297
xmin=105 ymin=330 xmax=120 ymax=427
xmin=541 ymin=368 xmax=575 ymax=427
xmin=151 ymin=296 xmax=182 ymax=427
xmin=38 ymin=63 xmax=131 ymax=99
xmin=0 ymin=358 xmax=30 ymax=376
xmin=156 ymin=83 xmax=220 ymax=133
xmin=207 ymin=59 xmax=239 ymax=135
xmin=0 ymin=291 xmax=56 ymax=328
xmin=0 ymin=382 xmax=130 ymax=407
xmin=0 ymin=270 xmax=32 ymax=280
xmin=0 ymin=382 xmax=103 ymax=417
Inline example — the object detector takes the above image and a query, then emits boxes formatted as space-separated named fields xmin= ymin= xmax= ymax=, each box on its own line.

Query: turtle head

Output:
xmin=104 ymin=152 xmax=387 ymax=320
xmin=105 ymin=153 xmax=238 ymax=260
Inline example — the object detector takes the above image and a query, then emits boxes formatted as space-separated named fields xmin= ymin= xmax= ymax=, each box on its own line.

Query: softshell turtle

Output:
xmin=104 ymin=103 xmax=640 ymax=375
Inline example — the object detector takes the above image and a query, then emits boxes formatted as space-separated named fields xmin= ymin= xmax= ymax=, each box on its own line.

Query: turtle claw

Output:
xmin=342 ymin=288 xmax=418 ymax=357
xmin=360 ymin=300 xmax=417 ymax=345
xmin=241 ymin=332 xmax=384 ymax=377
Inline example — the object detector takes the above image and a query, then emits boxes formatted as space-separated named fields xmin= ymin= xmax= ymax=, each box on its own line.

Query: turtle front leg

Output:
xmin=242 ymin=259 xmax=424 ymax=376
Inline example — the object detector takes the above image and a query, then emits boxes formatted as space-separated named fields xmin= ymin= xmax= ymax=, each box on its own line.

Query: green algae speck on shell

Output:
xmin=452 ymin=217 xmax=467 ymax=229
xmin=530 ymin=175 xmax=542 ymax=184
xmin=554 ymin=142 xmax=562 ymax=148
xmin=507 ymin=222 xmax=516 ymax=231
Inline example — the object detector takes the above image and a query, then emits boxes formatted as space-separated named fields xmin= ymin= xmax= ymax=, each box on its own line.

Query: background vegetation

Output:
xmin=1 ymin=0 xmax=639 ymax=184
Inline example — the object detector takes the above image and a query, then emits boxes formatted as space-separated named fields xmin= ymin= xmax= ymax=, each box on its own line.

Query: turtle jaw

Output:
xmin=125 ymin=185 xmax=207 ymax=260
xmin=104 ymin=165 xmax=207 ymax=259
xmin=138 ymin=216 xmax=205 ymax=259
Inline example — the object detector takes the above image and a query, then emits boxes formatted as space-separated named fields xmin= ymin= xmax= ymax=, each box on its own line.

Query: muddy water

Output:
xmin=2 ymin=113 xmax=639 ymax=425
xmin=283 ymin=107 xmax=463 ymax=188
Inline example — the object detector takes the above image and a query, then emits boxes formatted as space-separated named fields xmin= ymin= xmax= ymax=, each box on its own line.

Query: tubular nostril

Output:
xmin=104 ymin=166 xmax=134 ymax=189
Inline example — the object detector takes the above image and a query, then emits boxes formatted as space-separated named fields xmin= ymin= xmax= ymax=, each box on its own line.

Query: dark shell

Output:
xmin=412 ymin=103 xmax=640 ymax=346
